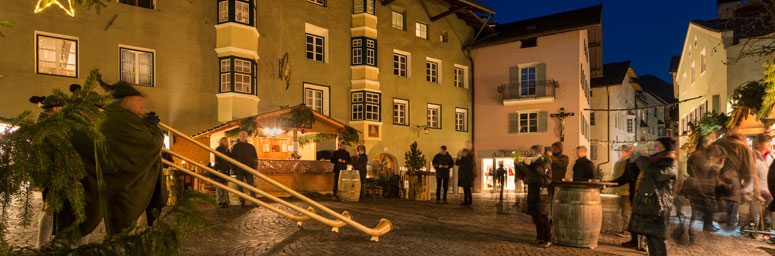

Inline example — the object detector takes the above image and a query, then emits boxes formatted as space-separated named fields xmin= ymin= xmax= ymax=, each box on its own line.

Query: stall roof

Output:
xmin=192 ymin=104 xmax=358 ymax=138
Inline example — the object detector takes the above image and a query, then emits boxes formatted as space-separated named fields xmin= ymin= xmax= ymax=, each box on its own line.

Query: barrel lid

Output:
xmin=552 ymin=181 xmax=617 ymax=188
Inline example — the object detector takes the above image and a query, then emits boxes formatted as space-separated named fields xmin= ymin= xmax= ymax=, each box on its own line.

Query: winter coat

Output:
xmin=755 ymin=153 xmax=770 ymax=196
xmin=611 ymin=158 xmax=642 ymax=203
xmin=456 ymin=155 xmax=475 ymax=187
xmin=628 ymin=151 xmax=677 ymax=240
xmin=231 ymin=141 xmax=257 ymax=175
xmin=213 ymin=144 xmax=231 ymax=182
xmin=549 ymin=154 xmax=569 ymax=181
xmin=330 ymin=149 xmax=351 ymax=171
xmin=432 ymin=153 xmax=454 ymax=177
xmin=713 ymin=137 xmax=758 ymax=202
xmin=572 ymin=157 xmax=595 ymax=181
xmin=354 ymin=153 xmax=368 ymax=173
xmin=517 ymin=155 xmax=552 ymax=215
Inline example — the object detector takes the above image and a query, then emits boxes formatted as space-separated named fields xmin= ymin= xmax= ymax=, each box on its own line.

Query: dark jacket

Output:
xmin=572 ymin=157 xmax=595 ymax=181
xmin=549 ymin=154 xmax=569 ymax=181
xmin=214 ymin=144 xmax=231 ymax=181
xmin=518 ymin=156 xmax=552 ymax=215
xmin=331 ymin=149 xmax=351 ymax=171
xmin=628 ymin=151 xmax=677 ymax=240
xmin=769 ymin=161 xmax=775 ymax=211
xmin=231 ymin=141 xmax=257 ymax=175
xmin=432 ymin=153 xmax=454 ymax=177
xmin=611 ymin=158 xmax=642 ymax=202
xmin=713 ymin=137 xmax=758 ymax=202
xmin=354 ymin=153 xmax=368 ymax=172
xmin=456 ymin=155 xmax=475 ymax=187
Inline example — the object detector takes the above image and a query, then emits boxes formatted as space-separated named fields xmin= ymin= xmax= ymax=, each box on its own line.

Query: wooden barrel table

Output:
xmin=338 ymin=170 xmax=361 ymax=202
xmin=551 ymin=181 xmax=615 ymax=249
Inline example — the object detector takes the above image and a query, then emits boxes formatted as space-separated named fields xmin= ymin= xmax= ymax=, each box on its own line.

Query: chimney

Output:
xmin=717 ymin=0 xmax=742 ymax=19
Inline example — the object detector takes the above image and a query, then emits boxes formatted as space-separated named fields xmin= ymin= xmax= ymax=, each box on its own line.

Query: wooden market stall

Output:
xmin=172 ymin=104 xmax=360 ymax=197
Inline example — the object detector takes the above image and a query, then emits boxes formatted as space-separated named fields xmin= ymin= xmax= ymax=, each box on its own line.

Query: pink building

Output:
xmin=470 ymin=5 xmax=603 ymax=192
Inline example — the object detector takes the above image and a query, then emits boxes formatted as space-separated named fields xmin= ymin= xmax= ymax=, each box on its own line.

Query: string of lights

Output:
xmin=583 ymin=96 xmax=703 ymax=112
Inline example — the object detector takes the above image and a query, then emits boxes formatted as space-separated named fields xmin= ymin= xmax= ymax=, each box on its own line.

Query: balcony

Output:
xmin=497 ymin=80 xmax=558 ymax=106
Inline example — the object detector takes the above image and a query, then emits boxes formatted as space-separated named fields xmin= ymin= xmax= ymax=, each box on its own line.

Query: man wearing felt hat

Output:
xmin=65 ymin=81 xmax=168 ymax=236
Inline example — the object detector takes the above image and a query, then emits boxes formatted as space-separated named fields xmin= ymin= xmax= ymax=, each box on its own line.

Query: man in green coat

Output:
xmin=63 ymin=82 xmax=167 ymax=236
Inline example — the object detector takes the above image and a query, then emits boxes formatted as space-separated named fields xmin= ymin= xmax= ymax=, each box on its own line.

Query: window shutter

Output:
xmin=536 ymin=63 xmax=547 ymax=96
xmin=712 ymin=95 xmax=720 ymax=113
xmin=509 ymin=113 xmax=519 ymax=134
xmin=509 ymin=66 xmax=519 ymax=85
xmin=538 ymin=111 xmax=548 ymax=133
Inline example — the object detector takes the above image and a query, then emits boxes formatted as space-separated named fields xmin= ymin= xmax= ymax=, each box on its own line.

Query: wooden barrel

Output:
xmin=338 ymin=170 xmax=361 ymax=202
xmin=552 ymin=186 xmax=602 ymax=248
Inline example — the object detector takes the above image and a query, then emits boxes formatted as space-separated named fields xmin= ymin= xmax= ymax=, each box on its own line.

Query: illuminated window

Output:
xmin=235 ymin=1 xmax=250 ymax=24
xmin=393 ymin=99 xmax=408 ymax=125
xmin=36 ymin=33 xmax=77 ymax=77
xmin=455 ymin=108 xmax=467 ymax=132
xmin=304 ymin=83 xmax=329 ymax=115
xmin=416 ymin=22 xmax=428 ymax=39
xmin=351 ymin=91 xmax=380 ymax=121
xmin=392 ymin=11 xmax=405 ymax=30
xmin=119 ymin=0 xmax=153 ymax=9
xmin=426 ymin=61 xmax=438 ymax=83
xmin=353 ymin=0 xmax=375 ymax=14
xmin=219 ymin=57 xmax=255 ymax=94
xmin=427 ymin=104 xmax=441 ymax=129
xmin=351 ymin=37 xmax=376 ymax=66
xmin=218 ymin=1 xmax=228 ymax=23
xmin=217 ymin=0 xmax=253 ymax=25
xmin=120 ymin=47 xmax=154 ymax=86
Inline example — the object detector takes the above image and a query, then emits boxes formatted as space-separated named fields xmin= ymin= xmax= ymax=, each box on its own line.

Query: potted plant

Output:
xmin=404 ymin=142 xmax=429 ymax=200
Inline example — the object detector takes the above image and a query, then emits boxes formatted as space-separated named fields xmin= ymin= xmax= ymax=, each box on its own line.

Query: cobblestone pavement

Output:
xmin=5 ymin=192 xmax=775 ymax=256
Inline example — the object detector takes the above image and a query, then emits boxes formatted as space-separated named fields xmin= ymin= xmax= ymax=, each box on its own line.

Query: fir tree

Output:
xmin=403 ymin=142 xmax=426 ymax=175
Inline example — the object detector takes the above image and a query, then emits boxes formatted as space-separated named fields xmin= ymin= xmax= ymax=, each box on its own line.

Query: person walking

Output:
xmin=213 ymin=137 xmax=232 ymax=208
xmin=495 ymin=161 xmax=507 ymax=201
xmin=686 ymin=134 xmax=722 ymax=233
xmin=612 ymin=144 xmax=634 ymax=238
xmin=456 ymin=149 xmax=475 ymax=206
xmin=572 ymin=146 xmax=595 ymax=181
xmin=354 ymin=145 xmax=368 ymax=199
xmin=432 ymin=146 xmax=454 ymax=204
xmin=331 ymin=142 xmax=351 ymax=197
xmin=629 ymin=137 xmax=678 ymax=256
xmin=517 ymin=145 xmax=553 ymax=248
xmin=547 ymin=142 xmax=569 ymax=201
xmin=714 ymin=133 xmax=763 ymax=230
xmin=231 ymin=131 xmax=258 ymax=207
xmin=752 ymin=134 xmax=772 ymax=228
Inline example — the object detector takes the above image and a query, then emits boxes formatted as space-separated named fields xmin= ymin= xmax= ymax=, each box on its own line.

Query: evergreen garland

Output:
xmin=291 ymin=107 xmax=314 ymax=128
xmin=296 ymin=127 xmax=359 ymax=146
xmin=0 ymin=69 xmax=109 ymax=242
xmin=225 ymin=116 xmax=262 ymax=138
xmin=758 ymin=58 xmax=775 ymax=128
xmin=680 ymin=112 xmax=730 ymax=153
xmin=727 ymin=80 xmax=766 ymax=129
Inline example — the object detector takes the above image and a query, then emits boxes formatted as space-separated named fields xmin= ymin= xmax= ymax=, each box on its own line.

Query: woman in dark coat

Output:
xmin=354 ymin=145 xmax=368 ymax=198
xmin=456 ymin=149 xmax=476 ymax=205
xmin=629 ymin=137 xmax=678 ymax=256
xmin=213 ymin=137 xmax=232 ymax=208
xmin=518 ymin=145 xmax=553 ymax=247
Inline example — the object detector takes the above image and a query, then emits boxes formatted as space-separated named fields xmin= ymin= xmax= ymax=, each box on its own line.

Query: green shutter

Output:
xmin=509 ymin=66 xmax=519 ymax=85
xmin=509 ymin=113 xmax=519 ymax=134
xmin=538 ymin=111 xmax=548 ymax=133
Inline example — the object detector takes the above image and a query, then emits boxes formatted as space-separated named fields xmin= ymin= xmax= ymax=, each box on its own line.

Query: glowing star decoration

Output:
xmin=34 ymin=0 xmax=76 ymax=17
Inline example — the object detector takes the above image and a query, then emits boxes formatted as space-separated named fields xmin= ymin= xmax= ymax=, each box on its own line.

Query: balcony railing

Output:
xmin=498 ymin=80 xmax=559 ymax=102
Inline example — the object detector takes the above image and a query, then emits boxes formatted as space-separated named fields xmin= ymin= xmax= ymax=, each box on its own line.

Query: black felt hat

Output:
xmin=656 ymin=137 xmax=676 ymax=152
xmin=30 ymin=95 xmax=65 ymax=109
xmin=110 ymin=81 xmax=143 ymax=98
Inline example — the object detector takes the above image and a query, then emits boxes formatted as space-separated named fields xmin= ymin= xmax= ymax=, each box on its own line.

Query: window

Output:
xmin=306 ymin=34 xmax=325 ymax=62
xmin=120 ymin=47 xmax=154 ymax=86
xmin=700 ymin=49 xmax=706 ymax=74
xmin=520 ymin=67 xmax=536 ymax=95
xmin=440 ymin=31 xmax=448 ymax=42
xmin=218 ymin=1 xmax=228 ymax=23
xmin=393 ymin=99 xmax=408 ymax=125
xmin=590 ymin=112 xmax=596 ymax=126
xmin=305 ymin=88 xmax=324 ymax=113
xmin=36 ymin=33 xmax=77 ymax=77
xmin=351 ymin=37 xmax=376 ymax=66
xmin=119 ymin=0 xmax=153 ymax=9
xmin=353 ymin=0 xmax=375 ymax=15
xmin=392 ymin=11 xmax=405 ymax=30
xmin=519 ymin=112 xmax=538 ymax=133
xmin=416 ymin=22 xmax=428 ymax=39
xmin=626 ymin=118 xmax=634 ymax=133
xmin=308 ymin=0 xmax=325 ymax=6
xmin=427 ymin=104 xmax=441 ymax=129
xmin=455 ymin=108 xmax=468 ymax=132
xmin=454 ymin=67 xmax=464 ymax=88
xmin=218 ymin=57 xmax=255 ymax=94
xmin=508 ymin=111 xmax=547 ymax=134
xmin=393 ymin=53 xmax=407 ymax=77
xmin=235 ymin=1 xmax=250 ymax=24
xmin=217 ymin=0 xmax=253 ymax=25
xmin=590 ymin=144 xmax=598 ymax=160
xmin=690 ymin=62 xmax=696 ymax=84
xmin=426 ymin=61 xmax=438 ymax=83
xmin=351 ymin=91 xmax=380 ymax=121
xmin=520 ymin=37 xmax=537 ymax=48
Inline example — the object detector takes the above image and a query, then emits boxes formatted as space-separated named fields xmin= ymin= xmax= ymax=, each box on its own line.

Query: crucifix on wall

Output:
xmin=550 ymin=108 xmax=575 ymax=142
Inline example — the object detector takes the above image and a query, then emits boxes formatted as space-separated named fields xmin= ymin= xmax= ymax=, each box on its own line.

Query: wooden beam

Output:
xmin=381 ymin=0 xmax=397 ymax=6
xmin=431 ymin=5 xmax=467 ymax=22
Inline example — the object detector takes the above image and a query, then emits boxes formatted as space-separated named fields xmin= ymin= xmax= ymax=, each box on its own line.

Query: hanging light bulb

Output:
xmin=264 ymin=128 xmax=271 ymax=135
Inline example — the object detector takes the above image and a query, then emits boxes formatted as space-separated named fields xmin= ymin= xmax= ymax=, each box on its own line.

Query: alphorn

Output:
xmin=164 ymin=149 xmax=352 ymax=231
xmin=160 ymin=122 xmax=392 ymax=241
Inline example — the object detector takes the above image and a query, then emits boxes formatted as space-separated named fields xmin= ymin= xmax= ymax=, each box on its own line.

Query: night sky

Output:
xmin=476 ymin=0 xmax=721 ymax=83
